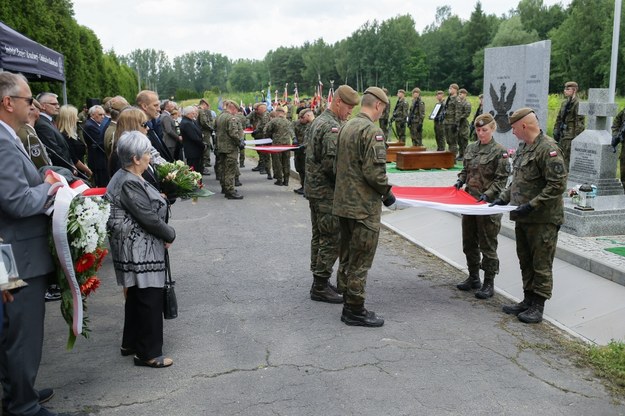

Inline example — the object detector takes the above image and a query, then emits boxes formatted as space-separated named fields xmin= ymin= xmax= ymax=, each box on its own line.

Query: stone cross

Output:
xmin=578 ymin=88 xmax=618 ymax=130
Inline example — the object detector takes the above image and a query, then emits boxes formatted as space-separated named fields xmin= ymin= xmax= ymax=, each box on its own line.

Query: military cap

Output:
xmin=102 ymin=96 xmax=112 ymax=104
xmin=449 ymin=83 xmax=459 ymax=90
xmin=32 ymin=98 xmax=42 ymax=111
xmin=335 ymin=85 xmax=359 ymax=106
xmin=459 ymin=88 xmax=468 ymax=95
xmin=382 ymin=87 xmax=389 ymax=95
xmin=479 ymin=94 xmax=484 ymax=99
xmin=397 ymin=89 xmax=405 ymax=94
xmin=565 ymin=81 xmax=578 ymax=89
xmin=275 ymin=106 xmax=286 ymax=113
xmin=199 ymin=98 xmax=209 ymax=105
xmin=110 ymin=99 xmax=129 ymax=112
xmin=508 ymin=107 xmax=535 ymax=125
xmin=474 ymin=113 xmax=494 ymax=127
xmin=412 ymin=87 xmax=421 ymax=94
xmin=436 ymin=90 xmax=444 ymax=95
xmin=364 ymin=86 xmax=390 ymax=105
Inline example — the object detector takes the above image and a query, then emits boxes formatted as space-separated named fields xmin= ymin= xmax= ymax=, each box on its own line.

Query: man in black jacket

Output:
xmin=180 ymin=106 xmax=205 ymax=174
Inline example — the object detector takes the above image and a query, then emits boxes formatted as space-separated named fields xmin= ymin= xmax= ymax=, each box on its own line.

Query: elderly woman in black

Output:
xmin=106 ymin=131 xmax=176 ymax=368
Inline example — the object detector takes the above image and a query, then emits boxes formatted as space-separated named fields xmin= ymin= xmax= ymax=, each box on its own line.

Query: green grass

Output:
xmin=587 ymin=341 xmax=625 ymax=388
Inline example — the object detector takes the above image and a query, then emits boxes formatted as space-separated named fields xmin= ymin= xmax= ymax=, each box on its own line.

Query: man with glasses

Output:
xmin=83 ymin=105 xmax=109 ymax=187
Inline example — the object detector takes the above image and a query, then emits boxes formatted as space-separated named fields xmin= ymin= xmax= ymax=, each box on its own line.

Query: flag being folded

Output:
xmin=245 ymin=145 xmax=302 ymax=153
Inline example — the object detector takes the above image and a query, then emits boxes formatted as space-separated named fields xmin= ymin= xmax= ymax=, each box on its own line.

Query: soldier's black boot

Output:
xmin=456 ymin=273 xmax=481 ymax=291
xmin=502 ymin=291 xmax=533 ymax=316
xmin=341 ymin=304 xmax=384 ymax=327
xmin=225 ymin=191 xmax=244 ymax=200
xmin=518 ymin=295 xmax=545 ymax=324
xmin=252 ymin=162 xmax=263 ymax=172
xmin=235 ymin=178 xmax=242 ymax=187
xmin=475 ymin=274 xmax=495 ymax=299
xmin=310 ymin=277 xmax=343 ymax=304
xmin=274 ymin=179 xmax=283 ymax=186
xmin=283 ymin=178 xmax=289 ymax=186
xmin=266 ymin=173 xmax=273 ymax=180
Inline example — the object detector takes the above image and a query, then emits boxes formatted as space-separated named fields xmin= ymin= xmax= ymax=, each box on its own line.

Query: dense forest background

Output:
xmin=1 ymin=0 xmax=625 ymax=105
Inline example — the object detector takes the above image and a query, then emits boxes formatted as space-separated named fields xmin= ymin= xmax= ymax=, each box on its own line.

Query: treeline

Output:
xmin=2 ymin=0 xmax=625 ymax=104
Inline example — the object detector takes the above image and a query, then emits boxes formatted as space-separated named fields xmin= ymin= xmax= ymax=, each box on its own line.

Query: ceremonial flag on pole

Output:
xmin=294 ymin=84 xmax=300 ymax=106
xmin=327 ymin=85 xmax=334 ymax=107
xmin=284 ymin=83 xmax=288 ymax=102
xmin=217 ymin=96 xmax=223 ymax=111
xmin=266 ymin=86 xmax=273 ymax=111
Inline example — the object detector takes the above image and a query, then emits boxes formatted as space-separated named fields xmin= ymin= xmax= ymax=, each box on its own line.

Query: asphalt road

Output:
xmin=36 ymin=162 xmax=624 ymax=416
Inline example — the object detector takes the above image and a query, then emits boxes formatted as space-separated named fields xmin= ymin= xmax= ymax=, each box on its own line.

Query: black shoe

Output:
xmin=310 ymin=282 xmax=343 ymax=304
xmin=38 ymin=388 xmax=55 ymax=404
xmin=294 ymin=187 xmax=304 ymax=195
xmin=202 ymin=168 xmax=211 ymax=176
xmin=518 ymin=304 xmax=544 ymax=323
xmin=225 ymin=192 xmax=244 ymax=200
xmin=220 ymin=188 xmax=225 ymax=194
xmin=252 ymin=165 xmax=262 ymax=172
xmin=475 ymin=278 xmax=494 ymax=299
xmin=44 ymin=290 xmax=61 ymax=302
xmin=259 ymin=169 xmax=267 ymax=174
xmin=267 ymin=174 xmax=273 ymax=180
xmin=502 ymin=299 xmax=531 ymax=316
xmin=33 ymin=407 xmax=61 ymax=416
xmin=341 ymin=307 xmax=384 ymax=327
xmin=240 ymin=162 xmax=245 ymax=168
xmin=274 ymin=180 xmax=283 ymax=186
xmin=235 ymin=179 xmax=242 ymax=187
xmin=456 ymin=274 xmax=480 ymax=291
xmin=283 ymin=181 xmax=289 ymax=186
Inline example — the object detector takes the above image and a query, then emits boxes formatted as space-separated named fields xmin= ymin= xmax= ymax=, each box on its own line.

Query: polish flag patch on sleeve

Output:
xmin=375 ymin=135 xmax=384 ymax=141
xmin=549 ymin=150 xmax=558 ymax=157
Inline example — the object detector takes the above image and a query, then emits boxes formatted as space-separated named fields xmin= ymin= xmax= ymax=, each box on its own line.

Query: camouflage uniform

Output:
xmin=392 ymin=97 xmax=409 ymax=142
xmin=458 ymin=138 xmax=510 ymax=278
xmin=264 ymin=116 xmax=293 ymax=183
xmin=456 ymin=96 xmax=472 ymax=158
xmin=611 ymin=107 xmax=625 ymax=188
xmin=408 ymin=96 xmax=425 ymax=146
xmin=305 ymin=109 xmax=343 ymax=285
xmin=236 ymin=113 xmax=247 ymax=171
xmin=444 ymin=94 xmax=459 ymax=155
xmin=379 ymin=99 xmax=391 ymax=137
xmin=333 ymin=112 xmax=390 ymax=307
xmin=499 ymin=132 xmax=567 ymax=300
xmin=293 ymin=119 xmax=310 ymax=187
xmin=247 ymin=109 xmax=271 ymax=173
xmin=197 ymin=108 xmax=215 ymax=168
xmin=554 ymin=95 xmax=585 ymax=169
xmin=215 ymin=111 xmax=243 ymax=196
xmin=433 ymin=97 xmax=446 ymax=151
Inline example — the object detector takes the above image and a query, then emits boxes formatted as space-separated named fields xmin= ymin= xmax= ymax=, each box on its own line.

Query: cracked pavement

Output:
xmin=36 ymin=162 xmax=624 ymax=415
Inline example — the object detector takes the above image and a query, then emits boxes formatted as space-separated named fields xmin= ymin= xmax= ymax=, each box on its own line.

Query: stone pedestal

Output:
xmin=562 ymin=196 xmax=625 ymax=236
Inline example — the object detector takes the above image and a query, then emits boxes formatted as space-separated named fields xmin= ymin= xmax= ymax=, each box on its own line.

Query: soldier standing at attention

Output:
xmin=197 ymin=99 xmax=215 ymax=172
xmin=444 ymin=83 xmax=460 ymax=157
xmin=215 ymin=100 xmax=244 ymax=200
xmin=408 ymin=87 xmax=425 ymax=147
xmin=379 ymin=88 xmax=391 ymax=138
xmin=392 ymin=89 xmax=409 ymax=143
xmin=293 ymin=109 xmax=314 ymax=195
xmin=333 ymin=87 xmax=395 ymax=327
xmin=248 ymin=103 xmax=271 ymax=175
xmin=454 ymin=113 xmax=510 ymax=299
xmin=490 ymin=108 xmax=567 ymax=324
xmin=470 ymin=94 xmax=484 ymax=142
xmin=433 ymin=90 xmax=446 ymax=151
xmin=305 ymin=85 xmax=360 ymax=304
xmin=553 ymin=81 xmax=585 ymax=169
xmin=264 ymin=106 xmax=294 ymax=186
xmin=456 ymin=88 xmax=472 ymax=160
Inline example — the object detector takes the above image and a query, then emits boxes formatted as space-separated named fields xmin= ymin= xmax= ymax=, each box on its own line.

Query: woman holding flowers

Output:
xmin=106 ymin=131 xmax=176 ymax=368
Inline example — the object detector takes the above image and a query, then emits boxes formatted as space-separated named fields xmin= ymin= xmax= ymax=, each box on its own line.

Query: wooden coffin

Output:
xmin=396 ymin=151 xmax=456 ymax=170
xmin=386 ymin=146 xmax=426 ymax=163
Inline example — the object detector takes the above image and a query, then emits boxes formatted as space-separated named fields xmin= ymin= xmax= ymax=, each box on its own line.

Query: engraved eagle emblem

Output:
xmin=489 ymin=82 xmax=516 ymax=133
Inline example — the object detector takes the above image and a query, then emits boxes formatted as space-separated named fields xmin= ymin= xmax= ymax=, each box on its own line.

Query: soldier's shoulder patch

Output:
xmin=549 ymin=150 xmax=558 ymax=157
xmin=553 ymin=162 xmax=564 ymax=174
xmin=375 ymin=135 xmax=384 ymax=141
xmin=331 ymin=127 xmax=339 ymax=133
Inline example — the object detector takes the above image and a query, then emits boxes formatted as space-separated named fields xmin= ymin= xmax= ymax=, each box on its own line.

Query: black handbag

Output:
xmin=163 ymin=249 xmax=178 ymax=319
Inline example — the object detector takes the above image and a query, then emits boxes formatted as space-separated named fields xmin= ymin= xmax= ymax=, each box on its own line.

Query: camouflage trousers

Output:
xmin=260 ymin=150 xmax=271 ymax=174
xmin=514 ymin=222 xmax=559 ymax=300
xmin=444 ymin=124 xmax=458 ymax=154
xmin=379 ymin=118 xmax=390 ymax=138
xmin=308 ymin=199 xmax=341 ymax=284
xmin=395 ymin=120 xmax=407 ymax=142
xmin=217 ymin=151 xmax=238 ymax=195
xmin=293 ymin=149 xmax=305 ymax=186
xmin=558 ymin=138 xmax=573 ymax=171
xmin=409 ymin=122 xmax=423 ymax=146
xmin=202 ymin=134 xmax=212 ymax=167
xmin=434 ymin=121 xmax=446 ymax=151
xmin=271 ymin=151 xmax=290 ymax=182
xmin=338 ymin=214 xmax=381 ymax=307
xmin=457 ymin=125 xmax=470 ymax=158
xmin=462 ymin=213 xmax=502 ymax=275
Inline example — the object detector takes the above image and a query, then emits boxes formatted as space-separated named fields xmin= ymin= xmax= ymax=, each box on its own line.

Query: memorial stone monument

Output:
xmin=561 ymin=88 xmax=625 ymax=236
xmin=483 ymin=40 xmax=551 ymax=151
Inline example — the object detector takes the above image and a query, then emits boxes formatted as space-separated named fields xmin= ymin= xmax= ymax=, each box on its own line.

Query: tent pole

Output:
xmin=62 ymin=81 xmax=68 ymax=105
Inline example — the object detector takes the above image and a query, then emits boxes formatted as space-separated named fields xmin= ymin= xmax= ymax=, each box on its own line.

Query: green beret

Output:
xmin=508 ymin=107 xmax=535 ymax=125
xmin=449 ymin=83 xmax=459 ymax=90
xmin=412 ymin=87 xmax=421 ymax=94
xmin=436 ymin=90 xmax=444 ymax=95
xmin=474 ymin=113 xmax=494 ymax=127
xmin=364 ymin=86 xmax=389 ymax=105
xmin=335 ymin=85 xmax=359 ymax=106
xmin=397 ymin=89 xmax=405 ymax=94
xmin=565 ymin=81 xmax=578 ymax=89
xmin=459 ymin=88 xmax=468 ymax=95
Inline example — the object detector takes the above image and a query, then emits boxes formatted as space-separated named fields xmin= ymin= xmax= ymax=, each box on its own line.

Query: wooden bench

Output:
xmin=396 ymin=151 xmax=456 ymax=170
xmin=386 ymin=146 xmax=426 ymax=163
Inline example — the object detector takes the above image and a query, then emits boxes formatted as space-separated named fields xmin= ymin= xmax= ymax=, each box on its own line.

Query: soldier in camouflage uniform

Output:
xmin=456 ymin=88 xmax=472 ymax=160
xmin=264 ymin=106 xmax=294 ymax=186
xmin=333 ymin=87 xmax=395 ymax=327
xmin=197 ymin=99 xmax=215 ymax=172
xmin=433 ymin=90 xmax=446 ymax=151
xmin=392 ymin=89 xmax=409 ymax=142
xmin=215 ymin=100 xmax=244 ymax=200
xmin=491 ymin=108 xmax=567 ymax=324
xmin=305 ymin=85 xmax=360 ymax=304
xmin=408 ymin=87 xmax=425 ymax=147
xmin=379 ymin=88 xmax=391 ymax=138
xmin=292 ymin=109 xmax=314 ymax=195
xmin=444 ymin=83 xmax=459 ymax=156
xmin=553 ymin=81 xmax=585 ymax=169
xmin=247 ymin=103 xmax=271 ymax=176
xmin=234 ymin=108 xmax=247 ymax=186
xmin=610 ymin=106 xmax=625 ymax=189
xmin=454 ymin=113 xmax=510 ymax=299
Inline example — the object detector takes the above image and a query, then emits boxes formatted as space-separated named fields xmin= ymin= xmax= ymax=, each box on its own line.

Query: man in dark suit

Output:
xmin=34 ymin=92 xmax=77 ymax=174
xmin=179 ymin=106 xmax=205 ymax=174
xmin=82 ymin=105 xmax=109 ymax=187
xmin=136 ymin=90 xmax=173 ymax=163
xmin=159 ymin=100 xmax=180 ymax=160
xmin=0 ymin=72 xmax=63 ymax=416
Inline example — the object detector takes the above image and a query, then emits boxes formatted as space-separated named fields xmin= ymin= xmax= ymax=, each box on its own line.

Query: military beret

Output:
xmin=412 ymin=87 xmax=421 ymax=94
xmin=508 ymin=107 xmax=535 ymax=125
xmin=32 ymin=98 xmax=42 ymax=111
xmin=449 ymin=83 xmax=459 ymax=90
xmin=102 ymin=96 xmax=112 ymax=104
xmin=335 ymin=85 xmax=359 ymax=106
xmin=397 ymin=89 xmax=405 ymax=94
xmin=565 ymin=81 xmax=578 ymax=89
xmin=110 ymin=99 xmax=129 ymax=112
xmin=199 ymin=98 xmax=209 ymax=105
xmin=436 ymin=90 xmax=444 ymax=95
xmin=382 ymin=87 xmax=389 ymax=94
xmin=474 ymin=113 xmax=494 ymax=127
xmin=364 ymin=86 xmax=389 ymax=105
xmin=459 ymin=88 xmax=468 ymax=95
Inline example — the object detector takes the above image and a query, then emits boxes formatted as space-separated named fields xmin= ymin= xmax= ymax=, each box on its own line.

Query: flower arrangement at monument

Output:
xmin=156 ymin=160 xmax=213 ymax=200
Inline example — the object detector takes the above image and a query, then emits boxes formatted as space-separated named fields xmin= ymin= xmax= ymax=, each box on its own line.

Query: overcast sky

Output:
xmin=72 ymin=0 xmax=570 ymax=61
